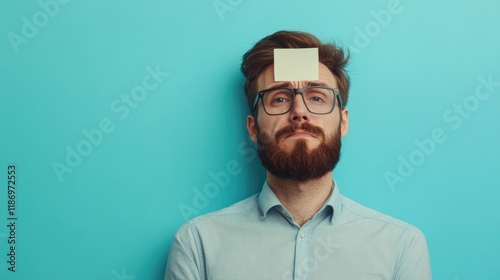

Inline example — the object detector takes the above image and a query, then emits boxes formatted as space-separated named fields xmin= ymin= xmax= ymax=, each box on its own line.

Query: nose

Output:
xmin=289 ymin=93 xmax=310 ymax=124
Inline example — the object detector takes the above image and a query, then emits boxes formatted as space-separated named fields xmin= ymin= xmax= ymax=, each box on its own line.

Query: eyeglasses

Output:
xmin=252 ymin=86 xmax=343 ymax=115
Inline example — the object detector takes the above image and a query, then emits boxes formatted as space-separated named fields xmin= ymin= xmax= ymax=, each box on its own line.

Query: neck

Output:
xmin=267 ymin=171 xmax=333 ymax=227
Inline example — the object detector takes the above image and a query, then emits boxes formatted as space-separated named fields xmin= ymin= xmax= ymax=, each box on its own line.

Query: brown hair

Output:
xmin=240 ymin=30 xmax=350 ymax=114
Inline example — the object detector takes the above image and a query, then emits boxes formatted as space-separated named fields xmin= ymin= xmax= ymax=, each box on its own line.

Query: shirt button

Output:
xmin=300 ymin=233 xmax=305 ymax=239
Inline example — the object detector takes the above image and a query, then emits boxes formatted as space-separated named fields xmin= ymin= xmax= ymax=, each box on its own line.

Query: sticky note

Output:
xmin=273 ymin=48 xmax=319 ymax=81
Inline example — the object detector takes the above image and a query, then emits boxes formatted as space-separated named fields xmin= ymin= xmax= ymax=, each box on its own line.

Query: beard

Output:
xmin=256 ymin=121 xmax=342 ymax=182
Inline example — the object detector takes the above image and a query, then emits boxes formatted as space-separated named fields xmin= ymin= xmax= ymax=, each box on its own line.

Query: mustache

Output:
xmin=274 ymin=122 xmax=325 ymax=141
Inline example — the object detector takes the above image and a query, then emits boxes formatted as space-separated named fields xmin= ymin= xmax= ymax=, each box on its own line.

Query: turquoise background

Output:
xmin=1 ymin=0 xmax=499 ymax=279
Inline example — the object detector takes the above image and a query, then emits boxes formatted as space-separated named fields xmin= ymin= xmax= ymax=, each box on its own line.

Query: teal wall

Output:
xmin=1 ymin=0 xmax=499 ymax=279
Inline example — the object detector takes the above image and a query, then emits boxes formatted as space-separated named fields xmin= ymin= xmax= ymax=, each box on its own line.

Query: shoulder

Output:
xmin=176 ymin=193 xmax=260 ymax=235
xmin=190 ymin=193 xmax=259 ymax=223
xmin=340 ymin=195 xmax=425 ymax=237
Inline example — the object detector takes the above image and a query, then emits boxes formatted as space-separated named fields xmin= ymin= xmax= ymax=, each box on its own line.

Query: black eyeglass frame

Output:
xmin=252 ymin=86 xmax=343 ymax=116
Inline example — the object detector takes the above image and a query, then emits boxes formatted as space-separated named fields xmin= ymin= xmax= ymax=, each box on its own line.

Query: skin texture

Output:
xmin=247 ymin=63 xmax=349 ymax=226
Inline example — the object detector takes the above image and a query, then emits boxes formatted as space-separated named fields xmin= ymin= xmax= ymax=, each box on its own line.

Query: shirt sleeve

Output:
xmin=164 ymin=223 xmax=204 ymax=280
xmin=393 ymin=227 xmax=432 ymax=280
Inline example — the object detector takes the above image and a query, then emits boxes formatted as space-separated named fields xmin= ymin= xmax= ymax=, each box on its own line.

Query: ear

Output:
xmin=247 ymin=115 xmax=258 ymax=142
xmin=340 ymin=109 xmax=349 ymax=137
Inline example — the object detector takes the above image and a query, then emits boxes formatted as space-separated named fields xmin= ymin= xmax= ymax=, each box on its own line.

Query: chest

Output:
xmin=202 ymin=227 xmax=398 ymax=280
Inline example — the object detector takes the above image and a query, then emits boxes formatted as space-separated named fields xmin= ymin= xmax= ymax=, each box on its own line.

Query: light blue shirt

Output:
xmin=165 ymin=181 xmax=431 ymax=280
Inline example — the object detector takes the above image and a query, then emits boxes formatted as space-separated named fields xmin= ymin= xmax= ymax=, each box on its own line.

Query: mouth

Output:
xmin=285 ymin=130 xmax=316 ymax=139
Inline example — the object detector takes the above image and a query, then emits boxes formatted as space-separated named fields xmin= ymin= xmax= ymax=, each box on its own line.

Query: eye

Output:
xmin=307 ymin=94 xmax=327 ymax=104
xmin=305 ymin=88 xmax=331 ymax=104
xmin=309 ymin=96 xmax=325 ymax=103
xmin=265 ymin=89 xmax=292 ymax=106
xmin=272 ymin=97 xmax=288 ymax=103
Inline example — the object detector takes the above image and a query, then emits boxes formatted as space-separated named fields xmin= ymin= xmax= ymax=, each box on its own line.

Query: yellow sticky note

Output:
xmin=273 ymin=48 xmax=319 ymax=81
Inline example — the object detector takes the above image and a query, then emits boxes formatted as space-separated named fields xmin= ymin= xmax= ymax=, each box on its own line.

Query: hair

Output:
xmin=240 ymin=30 xmax=350 ymax=114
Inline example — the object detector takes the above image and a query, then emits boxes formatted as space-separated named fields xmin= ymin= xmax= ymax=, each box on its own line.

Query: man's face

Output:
xmin=247 ymin=63 xmax=349 ymax=181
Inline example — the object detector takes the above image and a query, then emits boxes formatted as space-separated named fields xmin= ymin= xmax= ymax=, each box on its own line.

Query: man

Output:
xmin=165 ymin=30 xmax=431 ymax=280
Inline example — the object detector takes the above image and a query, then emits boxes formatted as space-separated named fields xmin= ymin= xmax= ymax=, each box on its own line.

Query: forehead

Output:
xmin=256 ymin=63 xmax=338 ymax=91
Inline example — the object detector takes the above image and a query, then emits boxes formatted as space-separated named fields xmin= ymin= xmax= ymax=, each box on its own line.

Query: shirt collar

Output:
xmin=257 ymin=181 xmax=282 ymax=220
xmin=329 ymin=180 xmax=342 ymax=224
xmin=257 ymin=179 xmax=343 ymax=224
